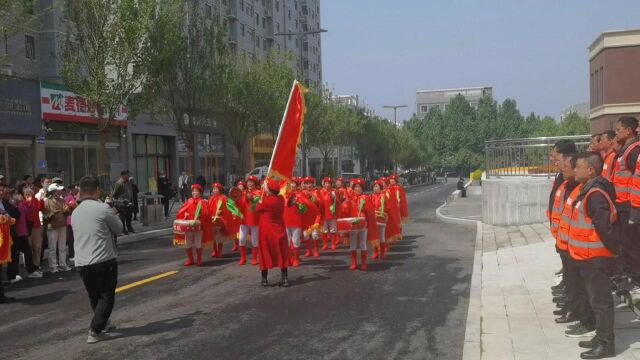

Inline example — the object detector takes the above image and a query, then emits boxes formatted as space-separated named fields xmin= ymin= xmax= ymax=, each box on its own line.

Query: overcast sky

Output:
xmin=321 ymin=0 xmax=640 ymax=122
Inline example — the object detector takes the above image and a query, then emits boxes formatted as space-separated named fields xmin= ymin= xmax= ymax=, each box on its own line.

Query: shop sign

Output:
xmin=40 ymin=81 xmax=127 ymax=125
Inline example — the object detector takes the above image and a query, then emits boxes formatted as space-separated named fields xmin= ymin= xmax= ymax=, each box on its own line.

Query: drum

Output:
xmin=375 ymin=211 xmax=388 ymax=226
xmin=337 ymin=217 xmax=366 ymax=233
xmin=173 ymin=219 xmax=202 ymax=247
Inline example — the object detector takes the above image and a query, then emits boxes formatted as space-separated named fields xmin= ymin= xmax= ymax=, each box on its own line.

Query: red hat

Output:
xmin=211 ymin=182 xmax=224 ymax=192
xmin=292 ymin=177 xmax=301 ymax=184
xmin=303 ymin=176 xmax=315 ymax=184
xmin=336 ymin=177 xmax=344 ymax=183
xmin=191 ymin=184 xmax=203 ymax=192
xmin=237 ymin=180 xmax=246 ymax=187
xmin=267 ymin=179 xmax=280 ymax=192
xmin=322 ymin=177 xmax=332 ymax=184
xmin=389 ymin=174 xmax=399 ymax=180
xmin=351 ymin=178 xmax=365 ymax=188
xmin=247 ymin=175 xmax=259 ymax=184
xmin=373 ymin=179 xmax=385 ymax=188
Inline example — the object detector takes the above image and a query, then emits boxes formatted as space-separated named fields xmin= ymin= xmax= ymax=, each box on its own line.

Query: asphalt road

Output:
xmin=0 ymin=181 xmax=476 ymax=360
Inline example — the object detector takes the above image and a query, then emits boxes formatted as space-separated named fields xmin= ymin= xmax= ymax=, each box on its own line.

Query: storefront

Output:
xmin=250 ymin=134 xmax=275 ymax=169
xmin=0 ymin=78 xmax=41 ymax=185
xmin=39 ymin=81 xmax=128 ymax=184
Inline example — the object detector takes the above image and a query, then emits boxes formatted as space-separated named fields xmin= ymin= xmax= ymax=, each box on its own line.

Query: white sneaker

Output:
xmin=49 ymin=267 xmax=59 ymax=273
xmin=59 ymin=265 xmax=73 ymax=272
xmin=9 ymin=275 xmax=22 ymax=284
xmin=104 ymin=320 xmax=115 ymax=334
xmin=87 ymin=330 xmax=110 ymax=344
xmin=27 ymin=271 xmax=43 ymax=279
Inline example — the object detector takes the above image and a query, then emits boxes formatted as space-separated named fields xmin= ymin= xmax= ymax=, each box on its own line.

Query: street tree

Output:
xmin=63 ymin=0 xmax=162 ymax=180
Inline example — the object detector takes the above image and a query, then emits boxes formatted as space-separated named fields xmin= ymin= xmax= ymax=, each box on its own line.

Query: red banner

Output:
xmin=267 ymin=81 xmax=307 ymax=182
xmin=0 ymin=215 xmax=15 ymax=264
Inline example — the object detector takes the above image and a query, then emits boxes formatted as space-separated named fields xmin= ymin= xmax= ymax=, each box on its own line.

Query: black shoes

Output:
xmin=579 ymin=337 xmax=597 ymax=349
xmin=580 ymin=343 xmax=615 ymax=359
xmin=553 ymin=308 xmax=568 ymax=316
xmin=279 ymin=269 xmax=290 ymax=287
xmin=551 ymin=282 xmax=565 ymax=291
xmin=555 ymin=312 xmax=579 ymax=324
xmin=565 ymin=323 xmax=596 ymax=338
xmin=553 ymin=295 xmax=568 ymax=303
xmin=261 ymin=276 xmax=268 ymax=287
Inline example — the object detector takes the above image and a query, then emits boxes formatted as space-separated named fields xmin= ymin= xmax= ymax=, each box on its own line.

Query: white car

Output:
xmin=246 ymin=166 xmax=269 ymax=180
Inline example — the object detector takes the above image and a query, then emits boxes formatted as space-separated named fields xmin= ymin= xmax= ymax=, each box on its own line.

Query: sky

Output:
xmin=321 ymin=0 xmax=640 ymax=122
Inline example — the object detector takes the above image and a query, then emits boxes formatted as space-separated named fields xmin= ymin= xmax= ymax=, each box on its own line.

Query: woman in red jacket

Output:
xmin=256 ymin=179 xmax=290 ymax=287
xmin=370 ymin=180 xmax=390 ymax=260
xmin=208 ymin=183 xmax=243 ymax=259
xmin=344 ymin=179 xmax=378 ymax=270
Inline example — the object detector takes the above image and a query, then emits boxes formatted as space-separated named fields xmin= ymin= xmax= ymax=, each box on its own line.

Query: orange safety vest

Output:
xmin=550 ymin=180 xmax=568 ymax=240
xmin=568 ymin=188 xmax=617 ymax=261
xmin=613 ymin=142 xmax=640 ymax=204
xmin=557 ymin=184 xmax=582 ymax=251
xmin=631 ymin=144 xmax=640 ymax=209
xmin=601 ymin=151 xmax=617 ymax=182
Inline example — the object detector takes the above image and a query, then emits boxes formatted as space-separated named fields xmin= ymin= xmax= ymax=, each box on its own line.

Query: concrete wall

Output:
xmin=482 ymin=177 xmax=552 ymax=226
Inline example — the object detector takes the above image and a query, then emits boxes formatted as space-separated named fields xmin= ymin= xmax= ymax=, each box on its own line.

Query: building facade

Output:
xmin=588 ymin=29 xmax=640 ymax=133
xmin=558 ymin=102 xmax=590 ymax=122
xmin=416 ymin=86 xmax=493 ymax=116
xmin=1 ymin=0 xmax=323 ymax=189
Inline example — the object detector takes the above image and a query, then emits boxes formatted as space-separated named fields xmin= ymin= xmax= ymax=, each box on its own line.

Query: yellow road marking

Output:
xmin=115 ymin=271 xmax=179 ymax=294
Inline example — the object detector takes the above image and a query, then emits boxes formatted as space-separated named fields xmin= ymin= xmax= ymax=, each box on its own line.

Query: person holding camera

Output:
xmin=43 ymin=183 xmax=72 ymax=272
xmin=111 ymin=170 xmax=135 ymax=235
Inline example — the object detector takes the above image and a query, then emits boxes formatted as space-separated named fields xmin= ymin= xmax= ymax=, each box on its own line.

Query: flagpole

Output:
xmin=267 ymin=80 xmax=298 ymax=179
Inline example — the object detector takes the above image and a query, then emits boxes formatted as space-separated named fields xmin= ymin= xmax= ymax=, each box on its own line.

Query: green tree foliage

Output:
xmin=63 ymin=0 xmax=163 ymax=176
xmin=409 ymin=95 xmax=589 ymax=172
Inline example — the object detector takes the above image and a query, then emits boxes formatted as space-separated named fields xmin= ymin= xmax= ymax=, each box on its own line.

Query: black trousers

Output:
xmin=117 ymin=206 xmax=133 ymax=232
xmin=563 ymin=254 xmax=593 ymax=326
xmin=619 ymin=211 xmax=640 ymax=283
xmin=580 ymin=266 xmax=615 ymax=345
xmin=66 ymin=225 xmax=74 ymax=259
xmin=78 ymin=260 xmax=118 ymax=333
xmin=161 ymin=197 xmax=169 ymax=217
xmin=7 ymin=236 xmax=35 ymax=279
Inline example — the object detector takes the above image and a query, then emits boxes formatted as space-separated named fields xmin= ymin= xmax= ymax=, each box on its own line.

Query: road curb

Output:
xmin=117 ymin=227 xmax=173 ymax=246
xmin=436 ymin=193 xmax=482 ymax=360
xmin=463 ymin=221 xmax=482 ymax=360
xmin=435 ymin=202 xmax=479 ymax=226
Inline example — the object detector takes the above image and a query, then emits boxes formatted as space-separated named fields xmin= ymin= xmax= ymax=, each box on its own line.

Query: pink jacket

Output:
xmin=16 ymin=200 xmax=34 ymax=237
xmin=64 ymin=193 xmax=78 ymax=226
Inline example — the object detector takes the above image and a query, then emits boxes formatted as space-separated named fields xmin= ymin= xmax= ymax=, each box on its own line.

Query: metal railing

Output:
xmin=485 ymin=135 xmax=591 ymax=178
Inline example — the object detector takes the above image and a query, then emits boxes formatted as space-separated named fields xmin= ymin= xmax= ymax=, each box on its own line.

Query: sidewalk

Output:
xmin=438 ymin=186 xmax=640 ymax=360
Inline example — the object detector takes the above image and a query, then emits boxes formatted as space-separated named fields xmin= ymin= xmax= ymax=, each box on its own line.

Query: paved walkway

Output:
xmin=439 ymin=187 xmax=640 ymax=360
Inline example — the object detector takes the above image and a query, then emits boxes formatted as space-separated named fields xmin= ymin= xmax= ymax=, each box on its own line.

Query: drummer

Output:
xmin=175 ymin=184 xmax=212 ymax=266
xmin=342 ymin=178 xmax=378 ymax=270
xmin=370 ymin=180 xmax=390 ymax=260
xmin=208 ymin=183 xmax=243 ymax=259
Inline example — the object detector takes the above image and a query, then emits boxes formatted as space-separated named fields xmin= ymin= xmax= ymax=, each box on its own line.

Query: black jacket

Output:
xmin=574 ymin=176 xmax=618 ymax=268
xmin=157 ymin=177 xmax=172 ymax=197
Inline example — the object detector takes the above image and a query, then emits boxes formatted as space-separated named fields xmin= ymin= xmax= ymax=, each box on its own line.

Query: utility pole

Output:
xmin=273 ymin=28 xmax=327 ymax=176
xmin=383 ymin=105 xmax=408 ymax=174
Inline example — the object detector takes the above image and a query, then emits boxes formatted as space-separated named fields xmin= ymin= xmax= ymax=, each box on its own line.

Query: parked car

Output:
xmin=246 ymin=166 xmax=269 ymax=180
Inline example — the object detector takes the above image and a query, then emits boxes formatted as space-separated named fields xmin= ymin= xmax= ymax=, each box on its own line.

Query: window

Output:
xmin=240 ymin=0 xmax=244 ymax=11
xmin=276 ymin=22 xmax=280 ymax=32
xmin=25 ymin=35 xmax=35 ymax=59
xmin=263 ymin=38 xmax=267 ymax=50
xmin=241 ymin=23 xmax=245 ymax=37
xmin=276 ymin=1 xmax=279 ymax=11
xmin=294 ymin=0 xmax=298 ymax=10
xmin=205 ymin=4 xmax=212 ymax=18
xmin=222 ymin=0 xmax=227 ymax=5
xmin=288 ymin=9 xmax=291 ymax=20
xmin=303 ymin=60 xmax=308 ymax=70
xmin=256 ymin=35 xmax=260 ymax=47
xmin=3 ymin=30 xmax=7 ymax=54
xmin=303 ymin=42 xmax=308 ymax=51
xmin=420 ymin=105 xmax=429 ymax=113
xmin=256 ymin=14 xmax=259 ymax=25
xmin=262 ymin=17 xmax=266 ymax=29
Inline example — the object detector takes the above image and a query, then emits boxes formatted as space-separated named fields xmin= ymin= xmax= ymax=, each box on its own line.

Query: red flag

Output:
xmin=267 ymin=80 xmax=307 ymax=183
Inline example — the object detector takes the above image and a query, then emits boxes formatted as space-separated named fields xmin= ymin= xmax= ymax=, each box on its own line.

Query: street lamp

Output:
xmin=273 ymin=28 xmax=328 ymax=176
xmin=383 ymin=104 xmax=408 ymax=174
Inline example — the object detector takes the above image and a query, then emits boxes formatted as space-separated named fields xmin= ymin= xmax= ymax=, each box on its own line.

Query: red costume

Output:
xmin=238 ymin=176 xmax=262 ymax=265
xmin=208 ymin=183 xmax=243 ymax=258
xmin=175 ymin=184 xmax=213 ymax=266
xmin=342 ymin=179 xmax=378 ymax=270
xmin=256 ymin=184 xmax=289 ymax=271
xmin=371 ymin=183 xmax=391 ymax=260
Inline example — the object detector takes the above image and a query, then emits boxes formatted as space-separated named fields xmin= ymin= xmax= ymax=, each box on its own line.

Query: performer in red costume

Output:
xmin=343 ymin=178 xmax=378 ymax=270
xmin=389 ymin=174 xmax=409 ymax=223
xmin=208 ymin=183 xmax=243 ymax=258
xmin=231 ymin=180 xmax=246 ymax=252
xmin=284 ymin=178 xmax=319 ymax=267
xmin=301 ymin=177 xmax=322 ymax=257
xmin=175 ymin=184 xmax=212 ymax=266
xmin=320 ymin=177 xmax=340 ymax=251
xmin=256 ymin=179 xmax=290 ymax=287
xmin=383 ymin=177 xmax=402 ymax=244
xmin=238 ymin=176 xmax=261 ymax=265
xmin=370 ymin=180 xmax=390 ymax=260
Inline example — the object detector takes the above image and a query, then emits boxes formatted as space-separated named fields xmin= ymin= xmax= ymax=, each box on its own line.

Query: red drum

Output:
xmin=173 ymin=219 xmax=202 ymax=247
xmin=375 ymin=211 xmax=388 ymax=226
xmin=337 ymin=217 xmax=366 ymax=233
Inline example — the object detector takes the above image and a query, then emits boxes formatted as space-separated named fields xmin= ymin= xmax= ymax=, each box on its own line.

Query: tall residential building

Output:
xmin=416 ymin=86 xmax=493 ymax=115
xmin=222 ymin=0 xmax=323 ymax=90
xmin=588 ymin=28 xmax=640 ymax=132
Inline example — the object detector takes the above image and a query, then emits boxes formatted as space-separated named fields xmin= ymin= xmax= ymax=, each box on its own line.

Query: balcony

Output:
xmin=225 ymin=0 xmax=238 ymax=19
